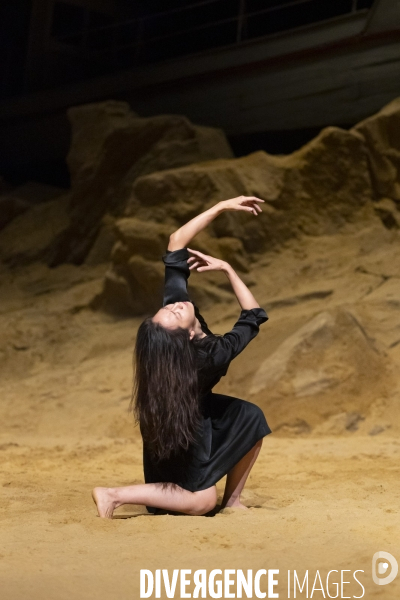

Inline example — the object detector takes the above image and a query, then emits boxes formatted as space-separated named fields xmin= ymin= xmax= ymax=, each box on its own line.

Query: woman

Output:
xmin=92 ymin=195 xmax=271 ymax=518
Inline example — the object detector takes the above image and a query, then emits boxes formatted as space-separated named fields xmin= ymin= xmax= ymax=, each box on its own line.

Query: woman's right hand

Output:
xmin=219 ymin=196 xmax=264 ymax=216
xmin=187 ymin=248 xmax=228 ymax=272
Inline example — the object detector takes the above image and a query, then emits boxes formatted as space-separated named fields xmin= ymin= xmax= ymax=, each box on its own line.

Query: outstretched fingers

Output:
xmin=243 ymin=196 xmax=265 ymax=204
xmin=187 ymin=253 xmax=205 ymax=270
xmin=188 ymin=260 xmax=202 ymax=270
xmin=242 ymin=198 xmax=264 ymax=216
xmin=188 ymin=248 xmax=208 ymax=257
xmin=187 ymin=248 xmax=212 ymax=271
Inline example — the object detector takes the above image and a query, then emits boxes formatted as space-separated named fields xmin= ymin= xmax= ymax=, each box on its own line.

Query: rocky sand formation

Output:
xmin=1 ymin=97 xmax=400 ymax=435
xmin=1 ymin=98 xmax=400 ymax=599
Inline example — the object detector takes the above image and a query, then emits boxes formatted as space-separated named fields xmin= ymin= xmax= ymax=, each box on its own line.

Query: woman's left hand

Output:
xmin=219 ymin=196 xmax=265 ymax=216
xmin=187 ymin=249 xmax=228 ymax=272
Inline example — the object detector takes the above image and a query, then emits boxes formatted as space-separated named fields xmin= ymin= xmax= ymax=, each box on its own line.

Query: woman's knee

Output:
xmin=190 ymin=486 xmax=217 ymax=516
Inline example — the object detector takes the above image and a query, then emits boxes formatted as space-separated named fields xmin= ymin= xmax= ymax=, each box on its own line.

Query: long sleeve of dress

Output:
xmin=162 ymin=248 xmax=191 ymax=305
xmin=210 ymin=308 xmax=269 ymax=368
xmin=162 ymin=247 xmax=213 ymax=335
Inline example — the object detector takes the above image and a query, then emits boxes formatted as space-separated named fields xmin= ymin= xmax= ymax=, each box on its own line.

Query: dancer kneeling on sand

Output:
xmin=93 ymin=195 xmax=271 ymax=518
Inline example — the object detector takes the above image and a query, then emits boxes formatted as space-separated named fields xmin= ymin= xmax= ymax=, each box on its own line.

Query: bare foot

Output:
xmin=232 ymin=502 xmax=248 ymax=510
xmin=220 ymin=501 xmax=249 ymax=511
xmin=92 ymin=487 xmax=117 ymax=518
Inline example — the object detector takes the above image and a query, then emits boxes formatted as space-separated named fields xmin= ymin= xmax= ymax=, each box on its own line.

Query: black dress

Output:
xmin=143 ymin=247 xmax=272 ymax=511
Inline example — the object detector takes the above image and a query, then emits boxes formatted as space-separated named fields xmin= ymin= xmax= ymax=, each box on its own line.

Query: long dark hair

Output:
xmin=130 ymin=317 xmax=214 ymax=462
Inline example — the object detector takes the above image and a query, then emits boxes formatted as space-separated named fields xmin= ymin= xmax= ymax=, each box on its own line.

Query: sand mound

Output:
xmin=1 ymin=96 xmax=400 ymax=425
xmin=249 ymin=306 xmax=392 ymax=433
xmin=0 ymin=181 xmax=66 ymax=231
xmin=129 ymin=127 xmax=374 ymax=254
xmin=48 ymin=101 xmax=233 ymax=265
xmin=98 ymin=125 xmax=379 ymax=314
xmin=0 ymin=195 xmax=71 ymax=266
xmin=353 ymin=96 xmax=400 ymax=202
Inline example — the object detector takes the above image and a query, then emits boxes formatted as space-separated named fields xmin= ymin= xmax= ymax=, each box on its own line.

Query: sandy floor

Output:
xmin=1 ymin=432 xmax=399 ymax=599
xmin=1 ymin=222 xmax=400 ymax=599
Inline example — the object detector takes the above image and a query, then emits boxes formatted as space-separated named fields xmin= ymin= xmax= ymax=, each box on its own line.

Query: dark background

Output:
xmin=0 ymin=0 xmax=393 ymax=188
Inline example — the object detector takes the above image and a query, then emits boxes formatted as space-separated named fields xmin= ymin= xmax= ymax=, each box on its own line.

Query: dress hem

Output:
xmin=145 ymin=424 xmax=272 ymax=514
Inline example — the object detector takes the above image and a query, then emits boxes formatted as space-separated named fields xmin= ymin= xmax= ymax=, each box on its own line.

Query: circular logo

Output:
xmin=372 ymin=552 xmax=398 ymax=586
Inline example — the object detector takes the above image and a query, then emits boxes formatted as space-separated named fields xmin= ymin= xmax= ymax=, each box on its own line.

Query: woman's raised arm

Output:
xmin=222 ymin=263 xmax=260 ymax=310
xmin=187 ymin=249 xmax=260 ymax=311
xmin=168 ymin=196 xmax=264 ymax=251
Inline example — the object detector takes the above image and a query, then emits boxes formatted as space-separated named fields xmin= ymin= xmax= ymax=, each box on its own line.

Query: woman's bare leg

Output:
xmin=220 ymin=439 xmax=263 ymax=509
xmin=92 ymin=483 xmax=217 ymax=519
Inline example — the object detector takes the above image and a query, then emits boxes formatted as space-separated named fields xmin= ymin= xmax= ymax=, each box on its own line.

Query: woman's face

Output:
xmin=152 ymin=301 xmax=196 ymax=331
